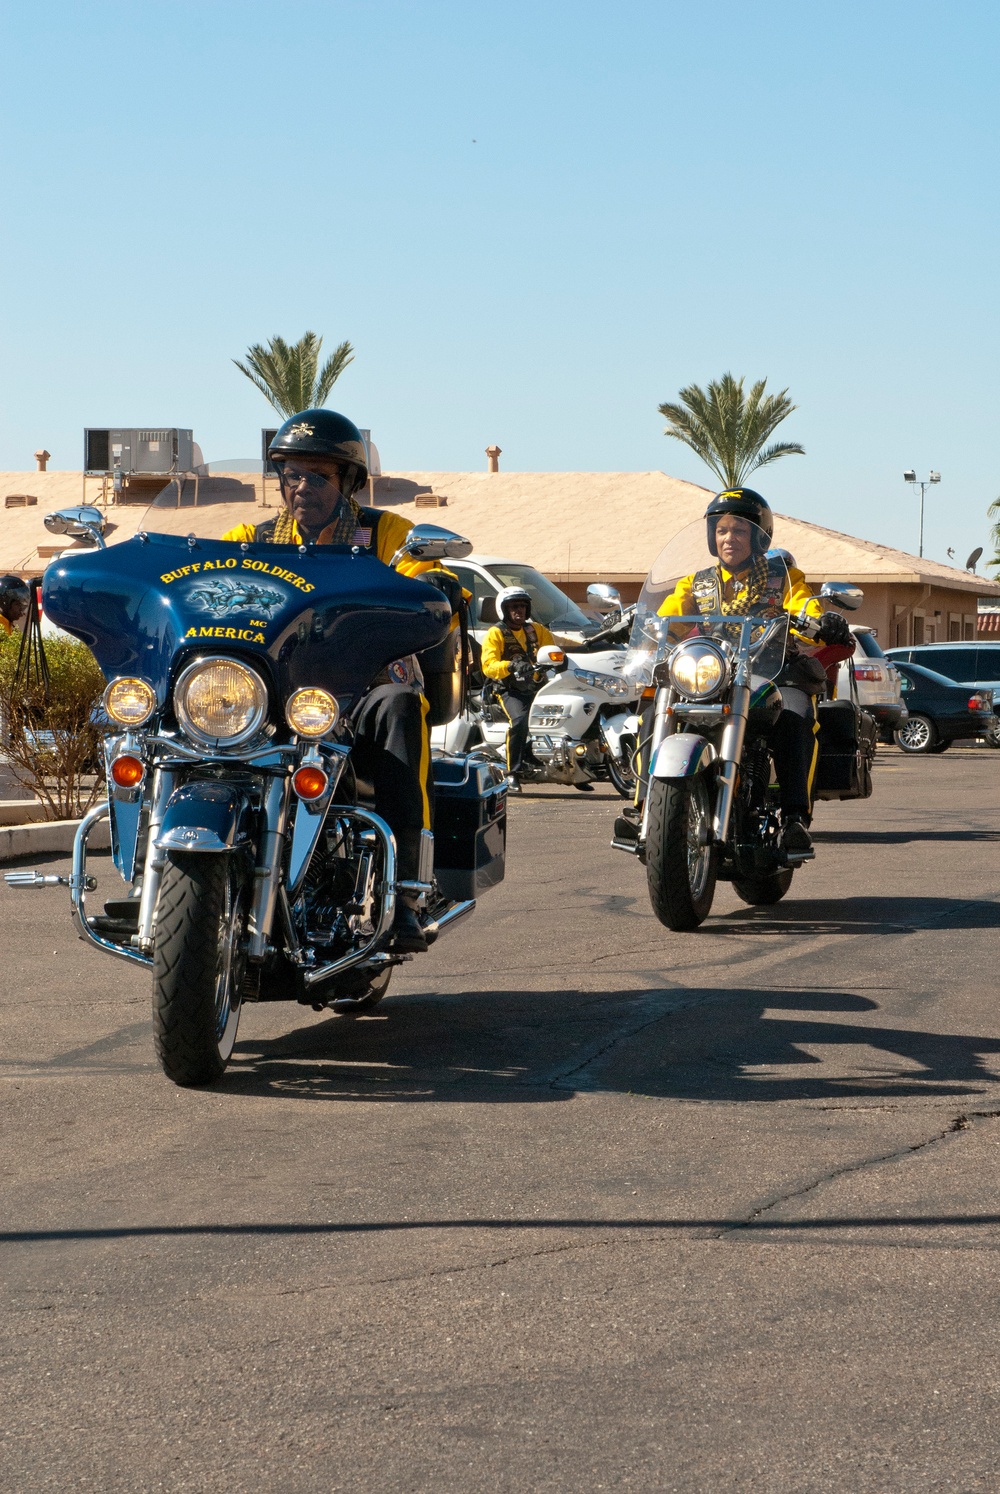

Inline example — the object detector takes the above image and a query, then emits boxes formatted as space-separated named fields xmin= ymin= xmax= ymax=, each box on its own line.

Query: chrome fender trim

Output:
xmin=649 ymin=733 xmax=718 ymax=780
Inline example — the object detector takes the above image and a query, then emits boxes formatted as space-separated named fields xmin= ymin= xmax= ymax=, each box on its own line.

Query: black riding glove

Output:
xmin=509 ymin=658 xmax=536 ymax=686
xmin=816 ymin=610 xmax=852 ymax=646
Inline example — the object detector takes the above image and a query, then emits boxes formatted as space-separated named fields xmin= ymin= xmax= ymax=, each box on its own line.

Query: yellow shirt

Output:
xmin=0 ymin=615 xmax=11 ymax=637
xmin=221 ymin=510 xmax=440 ymax=581
xmin=481 ymin=621 xmax=556 ymax=681
xmin=657 ymin=563 xmax=821 ymax=634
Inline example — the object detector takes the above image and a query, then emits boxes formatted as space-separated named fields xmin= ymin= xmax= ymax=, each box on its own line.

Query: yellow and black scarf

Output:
xmin=268 ymin=494 xmax=362 ymax=546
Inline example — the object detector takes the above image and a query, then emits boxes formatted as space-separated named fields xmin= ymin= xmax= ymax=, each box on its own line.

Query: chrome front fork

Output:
xmin=712 ymin=681 xmax=749 ymax=844
xmin=136 ymin=767 xmax=178 ymax=953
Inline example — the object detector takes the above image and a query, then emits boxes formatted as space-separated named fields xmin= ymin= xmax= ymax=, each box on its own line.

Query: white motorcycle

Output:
xmin=433 ymin=593 xmax=637 ymax=792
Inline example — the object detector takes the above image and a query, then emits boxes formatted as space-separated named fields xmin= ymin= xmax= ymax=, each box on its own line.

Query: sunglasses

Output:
xmin=277 ymin=466 xmax=340 ymax=490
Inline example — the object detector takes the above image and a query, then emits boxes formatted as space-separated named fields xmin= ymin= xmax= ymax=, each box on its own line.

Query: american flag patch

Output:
xmin=353 ymin=527 xmax=372 ymax=546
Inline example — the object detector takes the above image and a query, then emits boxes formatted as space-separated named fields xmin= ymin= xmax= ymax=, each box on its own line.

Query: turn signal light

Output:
xmin=292 ymin=765 xmax=329 ymax=800
xmin=110 ymin=754 xmax=145 ymax=788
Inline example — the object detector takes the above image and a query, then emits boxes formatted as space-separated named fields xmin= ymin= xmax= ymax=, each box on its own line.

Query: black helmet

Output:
xmin=268 ymin=408 xmax=369 ymax=496
xmin=706 ymin=487 xmax=773 ymax=558
xmin=0 ymin=573 xmax=29 ymax=621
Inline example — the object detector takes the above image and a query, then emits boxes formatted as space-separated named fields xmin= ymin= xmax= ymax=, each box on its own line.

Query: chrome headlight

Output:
xmin=103 ymin=677 xmax=157 ymax=726
xmin=174 ymin=657 xmax=268 ymax=747
xmin=667 ymin=641 xmax=729 ymax=700
xmin=285 ymin=687 xmax=339 ymax=737
xmin=572 ymin=668 xmax=631 ymax=698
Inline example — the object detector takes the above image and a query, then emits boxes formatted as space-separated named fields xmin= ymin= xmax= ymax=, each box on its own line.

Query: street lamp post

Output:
xmin=903 ymin=469 xmax=941 ymax=558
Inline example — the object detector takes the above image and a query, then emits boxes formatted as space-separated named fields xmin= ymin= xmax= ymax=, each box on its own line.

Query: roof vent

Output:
xmin=486 ymin=444 xmax=501 ymax=474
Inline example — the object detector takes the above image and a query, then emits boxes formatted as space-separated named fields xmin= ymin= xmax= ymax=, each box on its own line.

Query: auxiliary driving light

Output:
xmin=110 ymin=754 xmax=145 ymax=788
xmin=293 ymin=765 xmax=329 ymax=800
xmin=285 ymin=687 xmax=339 ymax=737
xmin=103 ymin=677 xmax=156 ymax=726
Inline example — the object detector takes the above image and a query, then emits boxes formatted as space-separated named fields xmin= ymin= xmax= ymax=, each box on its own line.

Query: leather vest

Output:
xmin=498 ymin=621 xmax=539 ymax=664
xmin=253 ymin=505 xmax=383 ymax=552
xmin=691 ymin=557 xmax=787 ymax=619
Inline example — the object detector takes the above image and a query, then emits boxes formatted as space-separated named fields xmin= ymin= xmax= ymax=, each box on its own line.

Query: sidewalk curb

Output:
xmin=0 ymin=817 xmax=111 ymax=862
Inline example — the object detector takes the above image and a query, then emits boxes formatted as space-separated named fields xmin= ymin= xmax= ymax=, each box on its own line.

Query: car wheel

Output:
xmin=983 ymin=721 xmax=1000 ymax=749
xmin=927 ymin=739 xmax=952 ymax=754
xmin=894 ymin=714 xmax=937 ymax=754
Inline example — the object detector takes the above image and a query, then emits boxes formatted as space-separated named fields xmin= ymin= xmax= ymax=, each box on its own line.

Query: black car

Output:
xmin=892 ymin=661 xmax=996 ymax=753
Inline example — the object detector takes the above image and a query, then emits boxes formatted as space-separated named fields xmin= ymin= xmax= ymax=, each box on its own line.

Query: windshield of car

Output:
xmin=481 ymin=563 xmax=591 ymax=631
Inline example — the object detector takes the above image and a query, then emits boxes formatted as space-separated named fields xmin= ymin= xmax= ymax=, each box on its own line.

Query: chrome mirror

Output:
xmin=399 ymin=524 xmax=473 ymax=562
xmin=43 ymin=505 xmax=107 ymax=549
xmin=820 ymin=581 xmax=863 ymax=612
xmin=587 ymin=582 xmax=622 ymax=617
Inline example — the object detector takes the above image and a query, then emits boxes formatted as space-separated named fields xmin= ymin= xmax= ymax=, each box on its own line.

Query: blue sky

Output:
xmin=1 ymin=0 xmax=997 ymax=568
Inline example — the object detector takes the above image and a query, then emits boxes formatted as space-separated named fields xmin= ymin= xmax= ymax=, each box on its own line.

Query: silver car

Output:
xmin=836 ymin=625 xmax=906 ymax=735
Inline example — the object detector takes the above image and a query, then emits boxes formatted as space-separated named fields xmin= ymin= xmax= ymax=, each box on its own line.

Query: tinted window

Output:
xmin=854 ymin=631 xmax=886 ymax=659
xmin=974 ymin=647 xmax=1000 ymax=683
xmin=913 ymin=647 xmax=976 ymax=681
xmin=450 ymin=565 xmax=495 ymax=624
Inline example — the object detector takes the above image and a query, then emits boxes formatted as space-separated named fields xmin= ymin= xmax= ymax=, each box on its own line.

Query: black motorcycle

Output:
xmin=7 ymin=507 xmax=506 ymax=1086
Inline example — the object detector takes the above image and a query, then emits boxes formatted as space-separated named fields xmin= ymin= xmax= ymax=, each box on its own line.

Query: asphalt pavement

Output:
xmin=3 ymin=749 xmax=1000 ymax=1491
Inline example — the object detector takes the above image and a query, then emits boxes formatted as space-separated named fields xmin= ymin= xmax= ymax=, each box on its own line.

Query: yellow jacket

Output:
xmin=481 ymin=620 xmax=556 ymax=681
xmin=221 ymin=509 xmax=441 ymax=581
xmin=0 ymin=615 xmax=11 ymax=637
xmin=658 ymin=563 xmax=822 ymax=632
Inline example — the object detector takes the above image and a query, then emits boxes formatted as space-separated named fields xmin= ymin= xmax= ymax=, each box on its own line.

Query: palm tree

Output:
xmin=986 ymin=496 xmax=1000 ymax=569
xmin=233 ymin=331 xmax=354 ymax=417
xmin=658 ymin=372 xmax=804 ymax=489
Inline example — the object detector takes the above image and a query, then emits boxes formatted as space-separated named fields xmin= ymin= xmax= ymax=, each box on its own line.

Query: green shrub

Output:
xmin=0 ymin=634 xmax=107 ymax=820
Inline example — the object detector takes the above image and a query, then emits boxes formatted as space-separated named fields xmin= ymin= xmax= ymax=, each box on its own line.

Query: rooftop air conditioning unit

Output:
xmin=84 ymin=428 xmax=194 ymax=476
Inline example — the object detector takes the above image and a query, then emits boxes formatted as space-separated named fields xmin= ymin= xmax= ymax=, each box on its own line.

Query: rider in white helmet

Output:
xmin=480 ymin=586 xmax=556 ymax=791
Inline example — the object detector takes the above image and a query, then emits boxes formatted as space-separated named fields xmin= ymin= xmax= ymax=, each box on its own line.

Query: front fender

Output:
xmin=649 ymin=733 xmax=717 ymax=780
xmin=155 ymin=781 xmax=256 ymax=854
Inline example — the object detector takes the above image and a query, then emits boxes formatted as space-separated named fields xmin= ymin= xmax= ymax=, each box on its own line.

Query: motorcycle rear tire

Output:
xmin=645 ymin=776 xmax=717 ymax=931
xmin=732 ymin=869 xmax=793 ymax=906
xmin=152 ymin=851 xmax=249 ymax=1087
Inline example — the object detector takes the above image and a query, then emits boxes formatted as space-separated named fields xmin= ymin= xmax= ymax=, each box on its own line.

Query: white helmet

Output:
xmin=496 ymin=585 xmax=532 ymax=620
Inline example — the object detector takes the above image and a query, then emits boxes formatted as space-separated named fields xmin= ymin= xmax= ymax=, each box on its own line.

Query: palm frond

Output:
xmin=234 ymin=330 xmax=354 ymax=416
xmin=659 ymin=371 xmax=803 ymax=490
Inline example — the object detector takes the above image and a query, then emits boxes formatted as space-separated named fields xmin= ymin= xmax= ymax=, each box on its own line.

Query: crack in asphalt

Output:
xmin=719 ymin=1107 xmax=1000 ymax=1239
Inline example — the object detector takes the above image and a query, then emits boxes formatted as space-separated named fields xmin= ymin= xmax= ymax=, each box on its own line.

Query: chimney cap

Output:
xmin=485 ymin=444 xmax=501 ymax=474
xmin=34 ymin=449 xmax=51 ymax=472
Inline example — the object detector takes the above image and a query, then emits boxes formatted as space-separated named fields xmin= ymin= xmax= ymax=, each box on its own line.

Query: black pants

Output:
xmin=770 ymin=699 xmax=820 ymax=818
xmin=498 ymin=688 xmax=536 ymax=774
xmin=351 ymin=684 xmax=432 ymax=880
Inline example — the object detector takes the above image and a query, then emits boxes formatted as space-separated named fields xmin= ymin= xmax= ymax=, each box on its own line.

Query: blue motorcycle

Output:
xmin=7 ymin=508 xmax=507 ymax=1086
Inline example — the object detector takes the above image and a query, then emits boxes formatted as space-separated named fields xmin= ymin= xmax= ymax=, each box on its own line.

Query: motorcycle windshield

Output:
xmin=623 ymin=519 xmax=793 ymax=687
xmin=43 ymin=470 xmax=452 ymax=707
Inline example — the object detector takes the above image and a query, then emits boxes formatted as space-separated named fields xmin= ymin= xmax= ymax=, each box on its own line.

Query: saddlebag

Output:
xmin=813 ymin=699 xmax=877 ymax=801
xmin=431 ymin=754 xmax=507 ymax=901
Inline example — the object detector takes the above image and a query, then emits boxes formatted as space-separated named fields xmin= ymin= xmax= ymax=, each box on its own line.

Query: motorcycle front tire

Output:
xmin=645 ymin=776 xmax=717 ymax=931
xmin=732 ymin=869 xmax=794 ymax=906
xmin=152 ymin=851 xmax=250 ymax=1087
xmin=606 ymin=750 xmax=636 ymax=799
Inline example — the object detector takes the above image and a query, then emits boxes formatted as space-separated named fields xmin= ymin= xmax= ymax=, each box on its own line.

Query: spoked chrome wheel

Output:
xmin=894 ymin=714 xmax=935 ymax=753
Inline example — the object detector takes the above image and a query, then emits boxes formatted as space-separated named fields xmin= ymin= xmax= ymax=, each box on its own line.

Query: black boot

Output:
xmin=390 ymin=901 xmax=427 ymax=953
xmin=390 ymin=828 xmax=429 ymax=952
xmin=782 ymin=814 xmax=813 ymax=854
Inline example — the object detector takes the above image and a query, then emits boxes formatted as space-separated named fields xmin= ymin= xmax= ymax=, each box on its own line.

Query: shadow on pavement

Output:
xmin=5 ymin=1210 xmax=1000 ymax=1246
xmin=704 ymin=895 xmax=1000 ymax=937
xmin=814 ymin=829 xmax=1000 ymax=844
xmin=222 ymin=984 xmax=1000 ymax=1106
